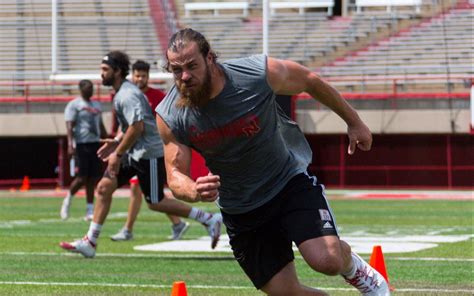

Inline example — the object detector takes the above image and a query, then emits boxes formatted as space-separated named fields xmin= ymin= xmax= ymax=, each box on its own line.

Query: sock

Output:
xmin=188 ymin=207 xmax=212 ymax=224
xmin=65 ymin=192 xmax=72 ymax=201
xmin=86 ymin=203 xmax=94 ymax=214
xmin=86 ymin=222 xmax=102 ymax=245
xmin=341 ymin=254 xmax=357 ymax=279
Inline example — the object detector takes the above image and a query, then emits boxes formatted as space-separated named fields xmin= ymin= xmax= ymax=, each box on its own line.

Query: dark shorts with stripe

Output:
xmin=75 ymin=142 xmax=102 ymax=178
xmin=113 ymin=156 xmax=166 ymax=204
xmin=222 ymin=171 xmax=339 ymax=289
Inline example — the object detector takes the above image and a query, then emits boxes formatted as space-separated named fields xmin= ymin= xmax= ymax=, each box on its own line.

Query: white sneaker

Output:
xmin=343 ymin=252 xmax=390 ymax=296
xmin=60 ymin=197 xmax=71 ymax=220
xmin=110 ymin=228 xmax=133 ymax=241
xmin=202 ymin=213 xmax=222 ymax=249
xmin=59 ymin=236 xmax=96 ymax=258
xmin=169 ymin=221 xmax=190 ymax=240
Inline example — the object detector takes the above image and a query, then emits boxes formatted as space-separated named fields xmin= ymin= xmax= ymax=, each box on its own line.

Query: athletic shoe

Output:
xmin=169 ymin=221 xmax=190 ymax=240
xmin=59 ymin=236 xmax=96 ymax=258
xmin=110 ymin=228 xmax=133 ymax=241
xmin=343 ymin=252 xmax=390 ymax=296
xmin=60 ymin=197 xmax=71 ymax=220
xmin=202 ymin=213 xmax=222 ymax=249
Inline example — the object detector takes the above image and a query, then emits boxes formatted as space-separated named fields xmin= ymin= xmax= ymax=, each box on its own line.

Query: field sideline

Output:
xmin=0 ymin=189 xmax=472 ymax=295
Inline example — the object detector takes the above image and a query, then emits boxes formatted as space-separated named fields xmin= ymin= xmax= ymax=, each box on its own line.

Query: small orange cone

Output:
xmin=369 ymin=245 xmax=394 ymax=290
xmin=171 ymin=281 xmax=187 ymax=296
xmin=20 ymin=176 xmax=30 ymax=191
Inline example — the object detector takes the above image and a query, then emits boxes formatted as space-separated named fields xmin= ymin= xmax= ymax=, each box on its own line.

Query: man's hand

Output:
xmin=106 ymin=152 xmax=121 ymax=178
xmin=97 ymin=139 xmax=119 ymax=161
xmin=347 ymin=122 xmax=372 ymax=155
xmin=195 ymin=173 xmax=220 ymax=202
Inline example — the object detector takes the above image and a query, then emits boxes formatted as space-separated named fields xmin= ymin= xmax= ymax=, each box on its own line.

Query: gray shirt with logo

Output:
xmin=64 ymin=97 xmax=102 ymax=144
xmin=156 ymin=55 xmax=312 ymax=214
xmin=114 ymin=80 xmax=163 ymax=160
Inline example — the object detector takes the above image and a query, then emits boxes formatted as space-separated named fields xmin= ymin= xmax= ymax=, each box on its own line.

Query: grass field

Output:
xmin=0 ymin=191 xmax=472 ymax=295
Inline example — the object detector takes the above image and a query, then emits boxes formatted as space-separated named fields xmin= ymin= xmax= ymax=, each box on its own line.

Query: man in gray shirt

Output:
xmin=59 ymin=50 xmax=222 ymax=258
xmin=61 ymin=80 xmax=106 ymax=221
xmin=156 ymin=29 xmax=390 ymax=295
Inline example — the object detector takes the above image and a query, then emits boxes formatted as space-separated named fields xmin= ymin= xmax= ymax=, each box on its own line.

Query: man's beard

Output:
xmin=177 ymin=66 xmax=212 ymax=108
xmin=102 ymin=75 xmax=114 ymax=86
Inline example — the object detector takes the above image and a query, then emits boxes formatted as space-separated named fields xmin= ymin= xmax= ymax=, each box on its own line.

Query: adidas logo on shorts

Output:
xmin=323 ymin=221 xmax=333 ymax=229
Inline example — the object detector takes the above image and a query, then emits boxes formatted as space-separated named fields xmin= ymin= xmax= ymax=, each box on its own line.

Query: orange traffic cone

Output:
xmin=369 ymin=245 xmax=394 ymax=290
xmin=20 ymin=176 xmax=30 ymax=191
xmin=171 ymin=281 xmax=187 ymax=296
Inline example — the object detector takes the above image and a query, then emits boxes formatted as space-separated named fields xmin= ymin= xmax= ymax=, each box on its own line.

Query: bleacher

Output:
xmin=316 ymin=5 xmax=473 ymax=93
xmin=0 ymin=0 xmax=470 ymax=99
xmin=180 ymin=11 xmax=415 ymax=67
xmin=0 ymin=0 xmax=166 ymax=99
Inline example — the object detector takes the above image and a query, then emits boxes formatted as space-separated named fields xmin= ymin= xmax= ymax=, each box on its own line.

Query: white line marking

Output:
xmin=0 ymin=281 xmax=472 ymax=293
xmin=2 ymin=251 xmax=473 ymax=262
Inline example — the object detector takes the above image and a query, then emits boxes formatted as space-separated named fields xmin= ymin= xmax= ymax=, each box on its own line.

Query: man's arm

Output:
xmin=66 ymin=121 xmax=75 ymax=157
xmin=100 ymin=121 xmax=143 ymax=178
xmin=267 ymin=57 xmax=372 ymax=154
xmin=156 ymin=115 xmax=220 ymax=203
xmin=114 ymin=121 xmax=143 ymax=156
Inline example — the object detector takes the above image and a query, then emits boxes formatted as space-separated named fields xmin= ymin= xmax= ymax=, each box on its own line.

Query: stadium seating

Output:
xmin=0 ymin=0 xmax=165 ymax=79
xmin=316 ymin=5 xmax=473 ymax=92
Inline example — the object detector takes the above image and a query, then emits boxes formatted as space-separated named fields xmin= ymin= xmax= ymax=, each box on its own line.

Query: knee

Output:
xmin=95 ymin=181 xmax=113 ymax=200
xmin=308 ymin=254 xmax=344 ymax=276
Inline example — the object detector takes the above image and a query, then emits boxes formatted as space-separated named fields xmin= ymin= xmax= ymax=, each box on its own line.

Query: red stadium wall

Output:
xmin=306 ymin=134 xmax=473 ymax=188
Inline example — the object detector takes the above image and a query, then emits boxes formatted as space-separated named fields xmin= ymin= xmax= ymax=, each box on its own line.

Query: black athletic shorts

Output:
xmin=107 ymin=156 xmax=166 ymax=204
xmin=222 ymin=170 xmax=339 ymax=289
xmin=75 ymin=142 xmax=102 ymax=178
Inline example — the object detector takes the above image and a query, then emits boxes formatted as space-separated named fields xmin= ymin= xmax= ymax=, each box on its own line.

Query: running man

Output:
xmin=155 ymin=29 xmax=390 ymax=295
xmin=59 ymin=50 xmax=222 ymax=258
xmin=110 ymin=60 xmax=189 ymax=242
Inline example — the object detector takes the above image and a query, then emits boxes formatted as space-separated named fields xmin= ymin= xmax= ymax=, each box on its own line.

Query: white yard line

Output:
xmin=0 ymin=281 xmax=471 ymax=294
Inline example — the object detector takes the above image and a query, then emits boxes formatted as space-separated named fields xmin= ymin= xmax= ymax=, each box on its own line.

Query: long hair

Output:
xmin=165 ymin=28 xmax=218 ymax=71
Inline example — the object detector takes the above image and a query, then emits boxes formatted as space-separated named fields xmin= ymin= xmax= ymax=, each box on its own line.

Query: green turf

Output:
xmin=0 ymin=195 xmax=472 ymax=295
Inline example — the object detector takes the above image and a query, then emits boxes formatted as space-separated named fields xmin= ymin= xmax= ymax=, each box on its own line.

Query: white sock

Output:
xmin=188 ymin=207 xmax=212 ymax=224
xmin=341 ymin=254 xmax=357 ymax=279
xmin=65 ymin=192 xmax=72 ymax=201
xmin=86 ymin=203 xmax=94 ymax=214
xmin=86 ymin=222 xmax=102 ymax=245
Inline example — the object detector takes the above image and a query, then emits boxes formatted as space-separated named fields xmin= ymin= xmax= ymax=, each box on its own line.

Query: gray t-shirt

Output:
xmin=113 ymin=80 xmax=163 ymax=160
xmin=157 ymin=55 xmax=312 ymax=214
xmin=64 ymin=97 xmax=102 ymax=144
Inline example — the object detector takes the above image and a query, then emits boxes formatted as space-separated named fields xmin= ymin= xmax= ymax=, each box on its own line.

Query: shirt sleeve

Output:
xmin=64 ymin=101 xmax=77 ymax=122
xmin=119 ymin=91 xmax=145 ymax=125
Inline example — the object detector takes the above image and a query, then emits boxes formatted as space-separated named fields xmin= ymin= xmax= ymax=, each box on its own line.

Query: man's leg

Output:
xmin=140 ymin=157 xmax=220 ymax=248
xmin=298 ymin=235 xmax=390 ymax=295
xmin=111 ymin=180 xmax=142 ymax=241
xmin=59 ymin=176 xmax=118 ymax=258
xmin=125 ymin=181 xmax=143 ymax=232
xmin=60 ymin=176 xmax=84 ymax=220
xmin=83 ymin=177 xmax=97 ymax=221
xmin=261 ymin=261 xmax=328 ymax=296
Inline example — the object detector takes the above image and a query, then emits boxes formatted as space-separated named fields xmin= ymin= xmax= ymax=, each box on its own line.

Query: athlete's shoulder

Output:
xmin=115 ymin=80 xmax=142 ymax=100
xmin=65 ymin=97 xmax=81 ymax=109
xmin=221 ymin=55 xmax=268 ymax=89
xmin=223 ymin=54 xmax=266 ymax=72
